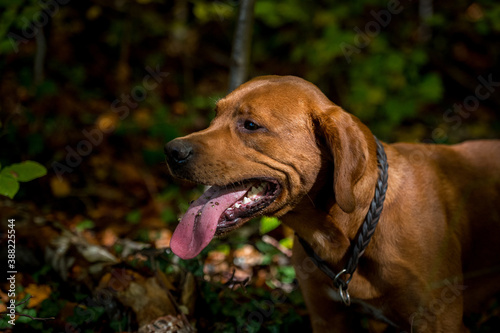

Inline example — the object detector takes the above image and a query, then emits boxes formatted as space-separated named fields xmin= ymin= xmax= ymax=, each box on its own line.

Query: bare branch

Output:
xmin=262 ymin=235 xmax=292 ymax=258
xmin=0 ymin=296 xmax=55 ymax=321
xmin=223 ymin=269 xmax=250 ymax=291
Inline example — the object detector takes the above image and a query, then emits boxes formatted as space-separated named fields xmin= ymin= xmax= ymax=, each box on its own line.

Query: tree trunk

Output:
xmin=228 ymin=0 xmax=256 ymax=93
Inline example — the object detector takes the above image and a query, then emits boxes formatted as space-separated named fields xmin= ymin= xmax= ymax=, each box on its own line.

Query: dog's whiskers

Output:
xmin=306 ymin=193 xmax=316 ymax=209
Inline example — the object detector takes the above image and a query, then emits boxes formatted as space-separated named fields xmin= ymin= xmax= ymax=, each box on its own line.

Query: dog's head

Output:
xmin=165 ymin=75 xmax=372 ymax=259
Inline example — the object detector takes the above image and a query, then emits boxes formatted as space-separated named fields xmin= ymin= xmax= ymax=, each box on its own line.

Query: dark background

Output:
xmin=0 ymin=0 xmax=499 ymax=332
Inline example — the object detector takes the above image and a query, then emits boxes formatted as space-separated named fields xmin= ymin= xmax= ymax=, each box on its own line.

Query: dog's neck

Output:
xmin=282 ymin=152 xmax=380 ymax=272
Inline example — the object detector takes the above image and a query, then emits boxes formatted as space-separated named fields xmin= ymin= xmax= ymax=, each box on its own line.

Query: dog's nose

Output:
xmin=164 ymin=139 xmax=193 ymax=164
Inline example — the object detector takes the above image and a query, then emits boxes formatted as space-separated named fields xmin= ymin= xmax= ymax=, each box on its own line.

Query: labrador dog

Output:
xmin=164 ymin=75 xmax=500 ymax=332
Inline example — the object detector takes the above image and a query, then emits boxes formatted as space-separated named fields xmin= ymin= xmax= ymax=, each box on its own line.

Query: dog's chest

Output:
xmin=330 ymin=290 xmax=398 ymax=327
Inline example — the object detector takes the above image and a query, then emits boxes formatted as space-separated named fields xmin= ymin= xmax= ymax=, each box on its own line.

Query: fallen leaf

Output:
xmin=50 ymin=176 xmax=71 ymax=197
xmin=24 ymin=284 xmax=52 ymax=308
xmin=76 ymin=242 xmax=117 ymax=263
xmin=113 ymin=275 xmax=178 ymax=327
xmin=114 ymin=163 xmax=143 ymax=183
xmin=134 ymin=108 xmax=153 ymax=129
xmin=180 ymin=272 xmax=196 ymax=315
xmin=96 ymin=113 xmax=119 ymax=132
xmin=0 ymin=289 xmax=8 ymax=312
xmin=204 ymin=250 xmax=229 ymax=277
xmin=233 ymin=244 xmax=262 ymax=269
xmin=100 ymin=228 xmax=119 ymax=247
xmin=172 ymin=101 xmax=187 ymax=115
xmin=152 ymin=228 xmax=172 ymax=248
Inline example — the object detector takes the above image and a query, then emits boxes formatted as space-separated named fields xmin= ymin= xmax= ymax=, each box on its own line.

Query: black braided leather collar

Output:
xmin=297 ymin=136 xmax=389 ymax=306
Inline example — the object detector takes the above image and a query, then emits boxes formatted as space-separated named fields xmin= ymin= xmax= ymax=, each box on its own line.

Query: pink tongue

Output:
xmin=170 ymin=184 xmax=250 ymax=259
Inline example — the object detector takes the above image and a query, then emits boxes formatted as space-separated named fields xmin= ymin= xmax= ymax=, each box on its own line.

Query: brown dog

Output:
xmin=164 ymin=75 xmax=500 ymax=332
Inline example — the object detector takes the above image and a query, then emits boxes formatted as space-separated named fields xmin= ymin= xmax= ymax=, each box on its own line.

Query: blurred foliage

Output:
xmin=0 ymin=161 xmax=47 ymax=199
xmin=0 ymin=0 xmax=499 ymax=332
xmin=259 ymin=216 xmax=281 ymax=235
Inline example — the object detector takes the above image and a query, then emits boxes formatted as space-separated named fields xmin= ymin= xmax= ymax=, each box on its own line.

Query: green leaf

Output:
xmin=259 ymin=216 xmax=281 ymax=234
xmin=2 ymin=161 xmax=47 ymax=182
xmin=16 ymin=308 xmax=38 ymax=323
xmin=126 ymin=210 xmax=141 ymax=224
xmin=277 ymin=265 xmax=296 ymax=283
xmin=0 ymin=173 xmax=19 ymax=199
xmin=161 ymin=208 xmax=177 ymax=223
xmin=255 ymin=240 xmax=279 ymax=256
xmin=279 ymin=237 xmax=294 ymax=250
xmin=214 ymin=244 xmax=231 ymax=255
xmin=418 ymin=73 xmax=443 ymax=102
xmin=76 ymin=219 xmax=95 ymax=232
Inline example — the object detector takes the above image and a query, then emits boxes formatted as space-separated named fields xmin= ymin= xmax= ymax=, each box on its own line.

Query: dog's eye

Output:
xmin=244 ymin=120 xmax=260 ymax=131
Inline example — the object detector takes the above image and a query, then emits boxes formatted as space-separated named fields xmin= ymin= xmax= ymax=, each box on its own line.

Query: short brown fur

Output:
xmin=167 ymin=75 xmax=500 ymax=332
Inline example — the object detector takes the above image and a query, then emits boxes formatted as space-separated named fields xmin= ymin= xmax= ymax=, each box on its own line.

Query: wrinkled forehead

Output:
xmin=215 ymin=81 xmax=316 ymax=121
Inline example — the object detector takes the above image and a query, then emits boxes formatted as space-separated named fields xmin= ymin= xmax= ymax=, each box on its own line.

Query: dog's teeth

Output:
xmin=243 ymin=197 xmax=252 ymax=204
xmin=249 ymin=187 xmax=259 ymax=196
xmin=248 ymin=183 xmax=266 ymax=197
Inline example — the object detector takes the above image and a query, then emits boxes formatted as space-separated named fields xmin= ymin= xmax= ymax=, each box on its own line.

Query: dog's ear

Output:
xmin=314 ymin=107 xmax=368 ymax=213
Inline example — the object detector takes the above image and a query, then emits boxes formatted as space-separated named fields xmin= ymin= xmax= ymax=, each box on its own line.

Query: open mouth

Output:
xmin=170 ymin=178 xmax=281 ymax=259
xmin=215 ymin=179 xmax=280 ymax=235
